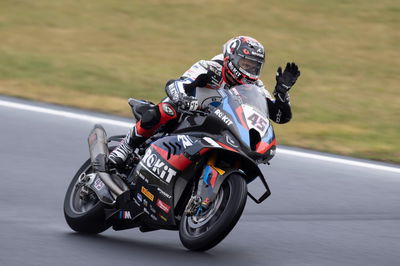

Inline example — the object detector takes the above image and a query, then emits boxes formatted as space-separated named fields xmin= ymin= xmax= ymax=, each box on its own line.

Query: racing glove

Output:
xmin=165 ymin=72 xmax=210 ymax=111
xmin=274 ymin=62 xmax=300 ymax=103
xmin=165 ymin=82 xmax=199 ymax=111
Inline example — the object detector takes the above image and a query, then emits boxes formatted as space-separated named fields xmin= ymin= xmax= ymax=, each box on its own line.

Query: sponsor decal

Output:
xmin=177 ymin=135 xmax=193 ymax=149
xmin=149 ymin=205 xmax=156 ymax=213
xmin=138 ymin=173 xmax=149 ymax=183
xmin=167 ymin=83 xmax=180 ymax=102
xmin=141 ymin=149 xmax=177 ymax=183
xmin=143 ymin=199 xmax=148 ymax=207
xmin=136 ymin=193 xmax=143 ymax=202
xmin=214 ymin=109 xmax=233 ymax=126
xmin=94 ymin=178 xmax=105 ymax=191
xmin=132 ymin=198 xmax=141 ymax=207
xmin=143 ymin=207 xmax=150 ymax=215
xmin=141 ymin=186 xmax=154 ymax=201
xmin=157 ymin=187 xmax=172 ymax=199
xmin=209 ymin=64 xmax=222 ymax=76
xmin=150 ymin=214 xmax=158 ymax=221
xmin=162 ymin=103 xmax=175 ymax=117
xmin=159 ymin=214 xmax=168 ymax=222
xmin=156 ymin=199 xmax=171 ymax=214
xmin=119 ymin=211 xmax=132 ymax=219
xmin=228 ymin=61 xmax=242 ymax=78
xmin=252 ymin=51 xmax=264 ymax=58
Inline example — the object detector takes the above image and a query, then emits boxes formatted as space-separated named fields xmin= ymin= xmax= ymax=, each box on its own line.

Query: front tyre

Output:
xmin=63 ymin=159 xmax=110 ymax=234
xmin=179 ymin=173 xmax=247 ymax=251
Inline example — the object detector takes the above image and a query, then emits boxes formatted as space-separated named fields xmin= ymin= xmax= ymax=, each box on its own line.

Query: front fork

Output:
xmin=185 ymin=152 xmax=229 ymax=216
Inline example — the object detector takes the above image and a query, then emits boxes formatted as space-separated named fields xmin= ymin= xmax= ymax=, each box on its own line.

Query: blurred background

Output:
xmin=0 ymin=0 xmax=399 ymax=163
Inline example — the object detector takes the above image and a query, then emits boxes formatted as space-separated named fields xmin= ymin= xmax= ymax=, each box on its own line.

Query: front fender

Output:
xmin=188 ymin=140 xmax=271 ymax=204
xmin=184 ymin=136 xmax=264 ymax=183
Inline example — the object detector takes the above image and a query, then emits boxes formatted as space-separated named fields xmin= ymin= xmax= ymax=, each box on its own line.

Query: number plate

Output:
xmin=242 ymin=104 xmax=269 ymax=136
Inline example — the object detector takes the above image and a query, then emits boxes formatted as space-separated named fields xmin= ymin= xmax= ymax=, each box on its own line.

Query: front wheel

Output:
xmin=179 ymin=173 xmax=247 ymax=251
xmin=63 ymin=159 xmax=110 ymax=234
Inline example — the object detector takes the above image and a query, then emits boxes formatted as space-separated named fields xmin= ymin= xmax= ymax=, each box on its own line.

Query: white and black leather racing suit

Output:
xmin=136 ymin=53 xmax=292 ymax=137
xmin=108 ymin=54 xmax=292 ymax=165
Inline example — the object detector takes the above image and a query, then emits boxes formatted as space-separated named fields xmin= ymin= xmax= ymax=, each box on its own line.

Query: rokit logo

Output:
xmin=214 ymin=109 xmax=233 ymax=126
xmin=141 ymin=149 xmax=177 ymax=183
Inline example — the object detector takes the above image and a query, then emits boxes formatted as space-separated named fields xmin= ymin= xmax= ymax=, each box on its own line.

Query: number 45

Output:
xmin=248 ymin=113 xmax=268 ymax=131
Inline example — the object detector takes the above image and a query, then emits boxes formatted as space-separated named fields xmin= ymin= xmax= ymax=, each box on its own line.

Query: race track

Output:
xmin=1 ymin=96 xmax=399 ymax=266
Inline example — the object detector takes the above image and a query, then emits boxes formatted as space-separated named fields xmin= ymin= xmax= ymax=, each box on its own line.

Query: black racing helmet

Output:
xmin=222 ymin=36 xmax=265 ymax=85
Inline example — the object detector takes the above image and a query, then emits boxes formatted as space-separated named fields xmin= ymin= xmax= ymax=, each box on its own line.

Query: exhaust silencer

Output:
xmin=88 ymin=124 xmax=128 ymax=199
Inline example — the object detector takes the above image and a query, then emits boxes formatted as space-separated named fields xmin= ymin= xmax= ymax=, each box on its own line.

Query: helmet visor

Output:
xmin=238 ymin=57 xmax=262 ymax=77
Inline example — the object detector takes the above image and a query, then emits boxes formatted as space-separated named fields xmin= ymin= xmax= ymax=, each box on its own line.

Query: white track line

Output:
xmin=0 ymin=99 xmax=132 ymax=128
xmin=1 ymin=99 xmax=399 ymax=174
xmin=277 ymin=149 xmax=400 ymax=174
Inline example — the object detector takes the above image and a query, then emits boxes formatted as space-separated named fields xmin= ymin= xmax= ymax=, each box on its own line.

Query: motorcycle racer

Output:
xmin=109 ymin=36 xmax=301 ymax=167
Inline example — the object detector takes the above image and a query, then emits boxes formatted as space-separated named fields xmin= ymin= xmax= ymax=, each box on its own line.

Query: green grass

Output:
xmin=0 ymin=0 xmax=399 ymax=163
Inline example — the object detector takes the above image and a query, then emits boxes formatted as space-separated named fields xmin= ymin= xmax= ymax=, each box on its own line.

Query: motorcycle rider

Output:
xmin=109 ymin=36 xmax=301 ymax=167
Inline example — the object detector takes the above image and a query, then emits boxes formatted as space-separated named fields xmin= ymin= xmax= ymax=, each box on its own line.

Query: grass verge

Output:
xmin=0 ymin=0 xmax=399 ymax=163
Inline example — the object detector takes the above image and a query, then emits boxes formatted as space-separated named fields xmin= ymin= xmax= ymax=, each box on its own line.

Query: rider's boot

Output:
xmin=108 ymin=126 xmax=146 ymax=167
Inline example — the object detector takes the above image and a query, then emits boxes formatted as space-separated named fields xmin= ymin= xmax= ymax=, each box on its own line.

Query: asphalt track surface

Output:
xmin=1 ymin=96 xmax=399 ymax=266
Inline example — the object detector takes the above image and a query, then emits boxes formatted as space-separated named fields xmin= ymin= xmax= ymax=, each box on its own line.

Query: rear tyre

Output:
xmin=63 ymin=159 xmax=110 ymax=234
xmin=179 ymin=173 xmax=247 ymax=251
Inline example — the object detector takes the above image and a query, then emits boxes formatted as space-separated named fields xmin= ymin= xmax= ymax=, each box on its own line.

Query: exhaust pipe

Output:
xmin=88 ymin=124 xmax=128 ymax=198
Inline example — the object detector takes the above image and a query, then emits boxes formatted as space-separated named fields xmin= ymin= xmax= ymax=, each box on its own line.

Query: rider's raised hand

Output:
xmin=274 ymin=62 xmax=300 ymax=102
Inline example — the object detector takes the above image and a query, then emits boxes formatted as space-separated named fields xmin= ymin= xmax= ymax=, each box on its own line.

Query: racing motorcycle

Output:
xmin=64 ymin=84 xmax=276 ymax=251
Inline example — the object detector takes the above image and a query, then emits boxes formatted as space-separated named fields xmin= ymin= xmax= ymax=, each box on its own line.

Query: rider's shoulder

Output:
xmin=254 ymin=79 xmax=265 ymax=87
xmin=210 ymin=54 xmax=224 ymax=64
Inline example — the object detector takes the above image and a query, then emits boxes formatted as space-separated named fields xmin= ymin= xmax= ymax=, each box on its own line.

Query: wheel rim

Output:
xmin=69 ymin=165 xmax=99 ymax=214
xmin=182 ymin=178 xmax=232 ymax=238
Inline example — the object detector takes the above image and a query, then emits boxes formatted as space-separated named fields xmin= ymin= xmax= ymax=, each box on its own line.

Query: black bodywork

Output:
xmin=102 ymin=85 xmax=275 ymax=231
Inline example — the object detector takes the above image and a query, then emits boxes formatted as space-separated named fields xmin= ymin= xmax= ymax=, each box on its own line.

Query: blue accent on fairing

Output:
xmin=221 ymin=98 xmax=250 ymax=146
xmin=119 ymin=211 xmax=123 ymax=219
xmin=262 ymin=125 xmax=275 ymax=143
xmin=203 ymin=165 xmax=212 ymax=185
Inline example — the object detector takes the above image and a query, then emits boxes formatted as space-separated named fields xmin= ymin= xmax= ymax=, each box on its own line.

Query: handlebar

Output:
xmin=177 ymin=106 xmax=210 ymax=117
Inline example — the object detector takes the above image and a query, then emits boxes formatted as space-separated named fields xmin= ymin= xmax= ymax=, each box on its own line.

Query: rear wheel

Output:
xmin=179 ymin=173 xmax=247 ymax=251
xmin=63 ymin=159 xmax=110 ymax=234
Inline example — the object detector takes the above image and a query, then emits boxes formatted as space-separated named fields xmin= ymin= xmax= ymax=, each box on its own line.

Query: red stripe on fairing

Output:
xmin=199 ymin=148 xmax=210 ymax=155
xmin=151 ymin=144 xmax=192 ymax=171
xmin=235 ymin=106 xmax=249 ymax=129
xmin=255 ymin=138 xmax=276 ymax=154
xmin=216 ymin=141 xmax=238 ymax=153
